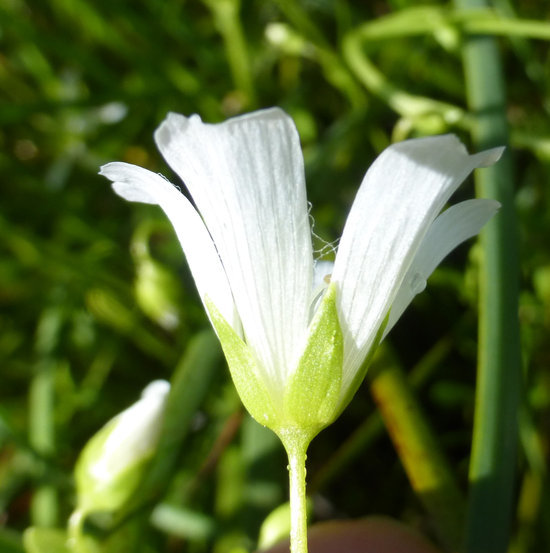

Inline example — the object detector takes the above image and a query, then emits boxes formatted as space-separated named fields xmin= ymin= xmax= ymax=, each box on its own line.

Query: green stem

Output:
xmin=68 ymin=509 xmax=101 ymax=553
xmin=342 ymin=26 xmax=467 ymax=128
xmin=273 ymin=0 xmax=366 ymax=109
xmin=67 ymin=510 xmax=85 ymax=553
xmin=455 ymin=1 xmax=522 ymax=552
xmin=29 ymin=359 xmax=57 ymax=527
xmin=462 ymin=14 xmax=550 ymax=39
xmin=369 ymin=361 xmax=465 ymax=552
xmin=280 ymin=430 xmax=311 ymax=553
xmin=202 ymin=0 xmax=257 ymax=108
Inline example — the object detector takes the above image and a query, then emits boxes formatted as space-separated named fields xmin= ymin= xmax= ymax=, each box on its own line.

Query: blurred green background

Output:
xmin=1 ymin=1 xmax=549 ymax=552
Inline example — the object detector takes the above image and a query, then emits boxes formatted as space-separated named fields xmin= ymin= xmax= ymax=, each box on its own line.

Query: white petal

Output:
xmin=99 ymin=162 xmax=238 ymax=330
xmin=332 ymin=135 xmax=502 ymax=388
xmin=91 ymin=379 xmax=170 ymax=481
xmin=383 ymin=198 xmax=500 ymax=337
xmin=154 ymin=108 xmax=313 ymax=391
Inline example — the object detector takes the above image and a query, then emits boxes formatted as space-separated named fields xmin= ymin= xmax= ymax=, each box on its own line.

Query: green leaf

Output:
xmin=134 ymin=330 xmax=223 ymax=501
xmin=283 ymin=283 xmax=343 ymax=433
xmin=23 ymin=528 xmax=68 ymax=553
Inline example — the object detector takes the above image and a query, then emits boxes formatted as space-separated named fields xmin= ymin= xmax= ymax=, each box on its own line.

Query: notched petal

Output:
xmin=99 ymin=161 xmax=238 ymax=331
xmin=384 ymin=198 xmax=501 ymax=337
xmin=332 ymin=134 xmax=503 ymax=388
xmin=154 ymin=107 xmax=314 ymax=387
xmin=472 ymin=146 xmax=505 ymax=167
xmin=100 ymin=162 xmax=162 ymax=204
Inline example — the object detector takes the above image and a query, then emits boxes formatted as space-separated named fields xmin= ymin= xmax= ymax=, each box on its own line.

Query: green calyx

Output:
xmin=333 ymin=310 xmax=388 ymax=421
xmin=207 ymin=282 xmax=344 ymax=440
xmin=281 ymin=282 xmax=343 ymax=436
xmin=206 ymin=298 xmax=279 ymax=429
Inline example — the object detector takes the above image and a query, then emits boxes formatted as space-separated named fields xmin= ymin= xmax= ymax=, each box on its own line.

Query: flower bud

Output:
xmin=74 ymin=380 xmax=170 ymax=514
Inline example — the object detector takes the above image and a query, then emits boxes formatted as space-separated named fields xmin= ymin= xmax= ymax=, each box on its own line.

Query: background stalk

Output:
xmin=310 ymin=337 xmax=453 ymax=494
xmin=29 ymin=305 xmax=62 ymax=528
xmin=202 ymin=0 xmax=257 ymax=108
xmin=29 ymin=360 xmax=57 ymax=527
xmin=369 ymin=361 xmax=465 ymax=552
xmin=454 ymin=1 xmax=522 ymax=552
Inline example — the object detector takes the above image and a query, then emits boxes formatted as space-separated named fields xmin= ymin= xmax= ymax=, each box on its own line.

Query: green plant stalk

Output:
xmin=462 ymin=15 xmax=550 ymax=39
xmin=139 ymin=330 xmax=223 ymax=500
xmin=455 ymin=1 xmax=522 ymax=552
xmin=341 ymin=9 xmax=550 ymax=129
xmin=342 ymin=29 xmax=467 ymax=127
xmin=273 ymin=0 xmax=366 ymax=109
xmin=29 ymin=360 xmax=57 ymax=527
xmin=279 ymin=430 xmax=310 ymax=553
xmin=203 ymin=0 xmax=257 ymax=108
xmin=369 ymin=362 xmax=465 ymax=552
xmin=339 ymin=6 xmax=550 ymax=42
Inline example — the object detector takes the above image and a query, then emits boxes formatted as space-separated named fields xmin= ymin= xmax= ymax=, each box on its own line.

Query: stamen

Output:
xmin=309 ymin=261 xmax=335 ymax=322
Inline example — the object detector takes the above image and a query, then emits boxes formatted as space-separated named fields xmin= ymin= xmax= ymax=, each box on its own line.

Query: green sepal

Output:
xmin=334 ymin=310 xmax=389 ymax=420
xmin=205 ymin=298 xmax=278 ymax=429
xmin=282 ymin=282 xmax=343 ymax=434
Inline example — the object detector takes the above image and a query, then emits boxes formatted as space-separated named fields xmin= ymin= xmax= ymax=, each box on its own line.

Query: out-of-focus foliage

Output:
xmin=0 ymin=1 xmax=549 ymax=552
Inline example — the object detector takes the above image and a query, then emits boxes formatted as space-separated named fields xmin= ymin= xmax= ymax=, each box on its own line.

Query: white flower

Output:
xmin=100 ymin=108 xmax=501 ymax=436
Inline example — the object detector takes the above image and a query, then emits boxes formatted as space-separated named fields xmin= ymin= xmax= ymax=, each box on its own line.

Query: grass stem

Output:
xmin=454 ymin=1 xmax=522 ymax=551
